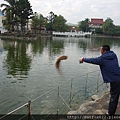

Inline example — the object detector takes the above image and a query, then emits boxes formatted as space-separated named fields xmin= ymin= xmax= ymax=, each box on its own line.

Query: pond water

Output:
xmin=0 ymin=36 xmax=120 ymax=114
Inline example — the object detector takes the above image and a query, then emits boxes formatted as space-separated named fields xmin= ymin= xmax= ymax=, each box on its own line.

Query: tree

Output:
xmin=78 ymin=18 xmax=90 ymax=32
xmin=1 ymin=0 xmax=17 ymax=31
xmin=46 ymin=11 xmax=57 ymax=34
xmin=31 ymin=12 xmax=45 ymax=34
xmin=52 ymin=15 xmax=67 ymax=32
xmin=113 ymin=26 xmax=120 ymax=36
xmin=103 ymin=17 xmax=115 ymax=35
xmin=31 ymin=12 xmax=39 ymax=33
xmin=15 ymin=0 xmax=33 ymax=32
xmin=1 ymin=0 xmax=33 ymax=32
xmin=38 ymin=14 xmax=45 ymax=33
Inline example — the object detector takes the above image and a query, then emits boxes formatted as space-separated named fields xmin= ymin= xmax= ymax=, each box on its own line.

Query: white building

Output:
xmin=0 ymin=9 xmax=7 ymax=33
xmin=0 ymin=9 xmax=4 ymax=27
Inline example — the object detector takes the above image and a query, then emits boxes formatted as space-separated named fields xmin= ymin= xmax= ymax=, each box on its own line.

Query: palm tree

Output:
xmin=1 ymin=0 xmax=17 ymax=31
xmin=15 ymin=0 xmax=33 ymax=32
xmin=1 ymin=0 xmax=33 ymax=32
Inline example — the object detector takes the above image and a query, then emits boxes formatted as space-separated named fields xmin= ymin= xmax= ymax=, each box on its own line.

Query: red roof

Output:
xmin=90 ymin=18 xmax=104 ymax=24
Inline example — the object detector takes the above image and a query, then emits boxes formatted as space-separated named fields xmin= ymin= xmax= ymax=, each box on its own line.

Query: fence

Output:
xmin=0 ymin=70 xmax=108 ymax=120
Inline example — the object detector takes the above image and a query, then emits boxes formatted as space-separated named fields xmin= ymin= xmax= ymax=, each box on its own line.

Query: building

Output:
xmin=70 ymin=26 xmax=78 ymax=32
xmin=0 ymin=9 xmax=4 ymax=28
xmin=89 ymin=18 xmax=105 ymax=29
xmin=0 ymin=9 xmax=7 ymax=33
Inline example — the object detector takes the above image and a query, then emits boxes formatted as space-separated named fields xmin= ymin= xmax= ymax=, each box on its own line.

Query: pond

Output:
xmin=0 ymin=36 xmax=120 ymax=114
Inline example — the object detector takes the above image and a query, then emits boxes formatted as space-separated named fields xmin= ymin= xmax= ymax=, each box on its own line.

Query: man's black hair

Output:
xmin=102 ymin=45 xmax=110 ymax=51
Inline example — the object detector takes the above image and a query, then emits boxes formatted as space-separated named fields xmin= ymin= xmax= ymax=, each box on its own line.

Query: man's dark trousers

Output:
xmin=108 ymin=82 xmax=120 ymax=115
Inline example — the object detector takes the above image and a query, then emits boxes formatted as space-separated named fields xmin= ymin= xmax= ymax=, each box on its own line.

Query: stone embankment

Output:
xmin=0 ymin=35 xmax=37 ymax=40
xmin=68 ymin=92 xmax=120 ymax=114
xmin=0 ymin=32 xmax=51 ymax=40
xmin=0 ymin=33 xmax=37 ymax=40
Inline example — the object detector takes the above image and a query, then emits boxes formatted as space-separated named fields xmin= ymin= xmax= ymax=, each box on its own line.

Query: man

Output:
xmin=80 ymin=45 xmax=120 ymax=115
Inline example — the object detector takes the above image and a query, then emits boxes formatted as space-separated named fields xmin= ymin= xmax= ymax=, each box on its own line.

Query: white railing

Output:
xmin=53 ymin=31 xmax=92 ymax=37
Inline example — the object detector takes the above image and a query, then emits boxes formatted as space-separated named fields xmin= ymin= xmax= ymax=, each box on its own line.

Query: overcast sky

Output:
xmin=0 ymin=0 xmax=120 ymax=25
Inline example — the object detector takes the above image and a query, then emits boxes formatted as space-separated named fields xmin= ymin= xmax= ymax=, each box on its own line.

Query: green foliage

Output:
xmin=103 ymin=17 xmax=115 ymax=35
xmin=31 ymin=13 xmax=45 ymax=33
xmin=95 ymin=17 xmax=120 ymax=36
xmin=15 ymin=0 xmax=33 ymax=31
xmin=95 ymin=28 xmax=103 ymax=34
xmin=110 ymin=26 xmax=120 ymax=36
xmin=1 ymin=1 xmax=120 ymax=36
xmin=52 ymin=15 xmax=67 ymax=32
xmin=78 ymin=18 xmax=90 ymax=32
xmin=31 ymin=16 xmax=40 ymax=27
xmin=1 ymin=0 xmax=17 ymax=31
xmin=46 ymin=11 xmax=57 ymax=33
xmin=114 ymin=26 xmax=120 ymax=36
xmin=45 ymin=12 xmax=70 ymax=32
xmin=1 ymin=0 xmax=33 ymax=32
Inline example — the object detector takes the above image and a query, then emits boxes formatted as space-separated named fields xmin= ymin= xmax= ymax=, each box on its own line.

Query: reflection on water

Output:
xmin=0 ymin=37 xmax=120 ymax=114
xmin=3 ymin=40 xmax=32 ymax=77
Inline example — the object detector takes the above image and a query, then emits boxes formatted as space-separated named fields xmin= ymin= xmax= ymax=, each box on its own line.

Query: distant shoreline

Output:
xmin=0 ymin=33 xmax=52 ymax=40
xmin=0 ymin=34 xmax=120 ymax=40
xmin=91 ymin=34 xmax=120 ymax=39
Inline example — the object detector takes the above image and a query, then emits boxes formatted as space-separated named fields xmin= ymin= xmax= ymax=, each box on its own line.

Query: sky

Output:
xmin=0 ymin=0 xmax=120 ymax=25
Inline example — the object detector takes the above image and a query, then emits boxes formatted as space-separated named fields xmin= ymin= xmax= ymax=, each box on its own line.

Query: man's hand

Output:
xmin=79 ymin=58 xmax=84 ymax=63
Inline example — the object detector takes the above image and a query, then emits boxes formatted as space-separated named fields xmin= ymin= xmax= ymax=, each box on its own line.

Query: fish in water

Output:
xmin=55 ymin=55 xmax=68 ymax=69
